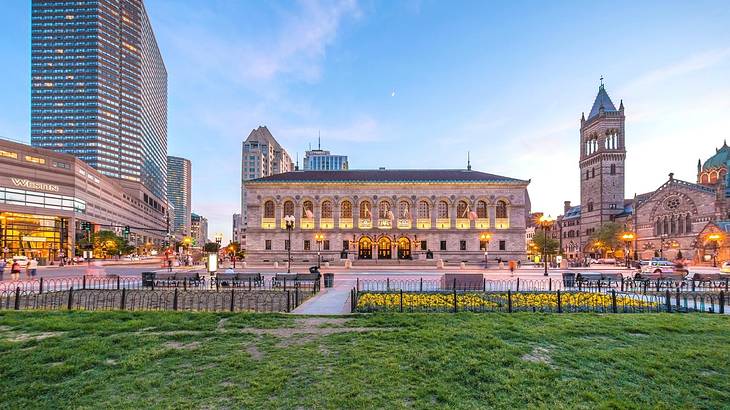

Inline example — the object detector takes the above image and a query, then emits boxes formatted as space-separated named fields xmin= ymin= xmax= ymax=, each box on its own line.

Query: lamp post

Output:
xmin=315 ymin=233 xmax=325 ymax=268
xmin=479 ymin=232 xmax=491 ymax=268
xmin=659 ymin=234 xmax=668 ymax=259
xmin=284 ymin=215 xmax=295 ymax=273
xmin=538 ymin=214 xmax=555 ymax=276
xmin=621 ymin=232 xmax=635 ymax=269
xmin=708 ymin=233 xmax=721 ymax=268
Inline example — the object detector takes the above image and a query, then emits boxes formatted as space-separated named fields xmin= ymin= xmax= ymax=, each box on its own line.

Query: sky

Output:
xmin=1 ymin=0 xmax=730 ymax=243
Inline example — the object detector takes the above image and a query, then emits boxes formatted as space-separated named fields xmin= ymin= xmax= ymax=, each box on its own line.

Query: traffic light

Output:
xmin=80 ymin=221 xmax=91 ymax=232
xmin=123 ymin=226 xmax=130 ymax=236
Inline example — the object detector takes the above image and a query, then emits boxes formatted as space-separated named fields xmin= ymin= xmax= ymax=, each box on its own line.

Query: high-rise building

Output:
xmin=240 ymin=126 xmax=293 ymax=247
xmin=166 ymin=156 xmax=191 ymax=237
xmin=31 ymin=0 xmax=168 ymax=200
xmin=303 ymin=137 xmax=348 ymax=171
xmin=232 ymin=213 xmax=242 ymax=244
xmin=191 ymin=213 xmax=208 ymax=246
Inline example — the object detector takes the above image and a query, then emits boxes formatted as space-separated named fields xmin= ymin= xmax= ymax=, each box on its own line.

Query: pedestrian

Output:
xmin=0 ymin=259 xmax=5 ymax=279
xmin=167 ymin=258 xmax=173 ymax=272
xmin=10 ymin=261 xmax=21 ymax=280
xmin=28 ymin=258 xmax=38 ymax=277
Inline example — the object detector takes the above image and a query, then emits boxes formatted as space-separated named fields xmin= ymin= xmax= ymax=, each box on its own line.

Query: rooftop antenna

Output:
xmin=467 ymin=151 xmax=472 ymax=171
xmin=600 ymin=75 xmax=604 ymax=87
xmin=318 ymin=130 xmax=321 ymax=150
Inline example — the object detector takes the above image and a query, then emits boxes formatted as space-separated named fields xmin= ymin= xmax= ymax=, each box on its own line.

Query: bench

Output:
xmin=272 ymin=272 xmax=321 ymax=288
xmin=633 ymin=271 xmax=686 ymax=281
xmin=574 ymin=272 xmax=624 ymax=287
xmin=143 ymin=271 xmax=203 ymax=287
xmin=216 ymin=272 xmax=264 ymax=287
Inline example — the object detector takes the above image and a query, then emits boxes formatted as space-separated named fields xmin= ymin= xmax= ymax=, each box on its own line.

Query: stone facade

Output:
xmin=243 ymin=169 xmax=530 ymax=264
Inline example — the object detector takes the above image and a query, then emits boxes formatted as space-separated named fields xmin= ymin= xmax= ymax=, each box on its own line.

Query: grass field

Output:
xmin=1 ymin=311 xmax=729 ymax=409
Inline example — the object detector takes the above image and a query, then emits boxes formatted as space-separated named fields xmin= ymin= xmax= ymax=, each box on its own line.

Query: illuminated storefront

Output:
xmin=0 ymin=213 xmax=68 ymax=261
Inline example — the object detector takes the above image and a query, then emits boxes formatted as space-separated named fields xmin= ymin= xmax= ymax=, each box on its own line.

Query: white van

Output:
xmin=7 ymin=255 xmax=29 ymax=267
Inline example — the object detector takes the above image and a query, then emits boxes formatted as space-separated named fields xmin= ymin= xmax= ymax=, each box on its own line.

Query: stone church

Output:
xmin=558 ymin=82 xmax=730 ymax=264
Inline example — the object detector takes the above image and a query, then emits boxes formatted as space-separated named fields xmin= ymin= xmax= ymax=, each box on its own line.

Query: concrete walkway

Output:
xmin=292 ymin=280 xmax=356 ymax=315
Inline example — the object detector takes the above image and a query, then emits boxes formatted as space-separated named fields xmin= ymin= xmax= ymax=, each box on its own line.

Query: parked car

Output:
xmin=72 ymin=256 xmax=85 ymax=263
xmin=6 ymin=255 xmax=29 ymax=267
xmin=720 ymin=261 xmax=730 ymax=274
xmin=640 ymin=260 xmax=676 ymax=274
xmin=596 ymin=258 xmax=616 ymax=265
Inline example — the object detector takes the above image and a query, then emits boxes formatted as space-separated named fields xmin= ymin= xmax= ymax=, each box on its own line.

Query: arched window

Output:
xmin=663 ymin=216 xmax=669 ymax=235
xmin=398 ymin=200 xmax=410 ymax=219
xmin=587 ymin=201 xmax=594 ymax=212
xmin=457 ymin=201 xmax=469 ymax=218
xmin=302 ymin=200 xmax=313 ymax=219
xmin=263 ymin=200 xmax=275 ymax=218
xmin=340 ymin=200 xmax=352 ymax=218
xmin=360 ymin=201 xmax=372 ymax=219
xmin=379 ymin=200 xmax=392 ymax=219
xmin=686 ymin=214 xmax=692 ymax=232
xmin=321 ymin=200 xmax=333 ymax=219
xmin=496 ymin=200 xmax=508 ymax=218
xmin=610 ymin=164 xmax=616 ymax=175
xmin=670 ymin=215 xmax=676 ymax=234
xmin=283 ymin=200 xmax=294 ymax=218
xmin=476 ymin=201 xmax=487 ymax=218
xmin=417 ymin=201 xmax=430 ymax=219
xmin=437 ymin=200 xmax=449 ymax=218
xmin=678 ymin=214 xmax=684 ymax=234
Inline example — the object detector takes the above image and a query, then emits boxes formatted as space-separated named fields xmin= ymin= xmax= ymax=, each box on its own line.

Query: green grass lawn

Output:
xmin=1 ymin=311 xmax=728 ymax=409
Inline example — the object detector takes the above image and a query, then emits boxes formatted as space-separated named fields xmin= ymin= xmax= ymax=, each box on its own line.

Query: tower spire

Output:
xmin=318 ymin=130 xmax=321 ymax=150
xmin=467 ymin=151 xmax=471 ymax=171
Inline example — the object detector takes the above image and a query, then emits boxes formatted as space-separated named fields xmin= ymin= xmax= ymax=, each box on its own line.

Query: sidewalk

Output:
xmin=292 ymin=279 xmax=356 ymax=315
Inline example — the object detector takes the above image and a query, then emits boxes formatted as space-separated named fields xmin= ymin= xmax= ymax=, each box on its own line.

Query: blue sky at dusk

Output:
xmin=1 ymin=0 xmax=730 ymax=242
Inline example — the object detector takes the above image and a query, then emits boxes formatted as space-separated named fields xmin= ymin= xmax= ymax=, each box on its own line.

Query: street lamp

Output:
xmin=538 ymin=214 xmax=555 ymax=276
xmin=708 ymin=233 xmax=721 ymax=268
xmin=314 ymin=233 xmax=325 ymax=268
xmin=479 ymin=232 xmax=491 ymax=268
xmin=621 ymin=232 xmax=635 ymax=269
xmin=227 ymin=243 xmax=236 ymax=268
xmin=284 ymin=215 xmax=295 ymax=273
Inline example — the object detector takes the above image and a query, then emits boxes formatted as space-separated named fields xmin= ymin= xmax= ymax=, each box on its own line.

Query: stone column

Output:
xmin=274 ymin=202 xmax=281 ymax=229
xmin=333 ymin=200 xmax=340 ymax=229
xmin=450 ymin=201 xmax=457 ymax=228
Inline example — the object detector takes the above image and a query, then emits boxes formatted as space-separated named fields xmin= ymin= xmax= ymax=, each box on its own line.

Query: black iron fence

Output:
xmin=0 ymin=275 xmax=320 ymax=313
xmin=356 ymin=277 xmax=730 ymax=294
xmin=352 ymin=289 xmax=726 ymax=314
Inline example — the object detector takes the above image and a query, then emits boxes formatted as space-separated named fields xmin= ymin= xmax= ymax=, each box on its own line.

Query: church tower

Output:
xmin=579 ymin=80 xmax=626 ymax=253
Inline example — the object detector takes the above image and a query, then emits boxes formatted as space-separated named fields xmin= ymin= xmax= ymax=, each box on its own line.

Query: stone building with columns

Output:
xmin=243 ymin=169 xmax=530 ymax=264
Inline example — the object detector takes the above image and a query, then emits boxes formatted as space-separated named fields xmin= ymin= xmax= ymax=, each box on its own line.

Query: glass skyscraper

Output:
xmin=166 ymin=156 xmax=191 ymax=237
xmin=31 ymin=0 xmax=168 ymax=200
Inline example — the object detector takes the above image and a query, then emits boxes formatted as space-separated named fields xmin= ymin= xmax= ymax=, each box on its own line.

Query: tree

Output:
xmin=590 ymin=222 xmax=623 ymax=255
xmin=203 ymin=242 xmax=220 ymax=253
xmin=676 ymin=249 xmax=683 ymax=260
xmin=92 ymin=230 xmax=129 ymax=258
xmin=532 ymin=230 xmax=560 ymax=257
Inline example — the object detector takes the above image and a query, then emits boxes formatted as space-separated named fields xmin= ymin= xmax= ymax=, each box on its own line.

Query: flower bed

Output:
xmin=355 ymin=291 xmax=659 ymax=313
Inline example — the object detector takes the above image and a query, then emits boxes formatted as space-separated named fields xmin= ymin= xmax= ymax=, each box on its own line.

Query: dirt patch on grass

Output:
xmin=522 ymin=346 xmax=552 ymax=365
xmin=164 ymin=341 xmax=200 ymax=350
xmin=0 ymin=326 xmax=12 ymax=332
xmin=3 ymin=331 xmax=65 ymax=342
xmin=247 ymin=344 xmax=264 ymax=361
xmin=216 ymin=318 xmax=229 ymax=331
xmin=239 ymin=317 xmax=397 ymax=347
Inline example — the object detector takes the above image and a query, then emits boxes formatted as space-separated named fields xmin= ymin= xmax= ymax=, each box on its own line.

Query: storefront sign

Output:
xmin=11 ymin=178 xmax=60 ymax=192
xmin=22 ymin=236 xmax=47 ymax=242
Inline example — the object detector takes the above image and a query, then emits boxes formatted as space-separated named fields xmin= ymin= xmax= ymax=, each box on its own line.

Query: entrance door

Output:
xmin=378 ymin=236 xmax=392 ymax=259
xmin=397 ymin=237 xmax=411 ymax=259
xmin=358 ymin=237 xmax=373 ymax=259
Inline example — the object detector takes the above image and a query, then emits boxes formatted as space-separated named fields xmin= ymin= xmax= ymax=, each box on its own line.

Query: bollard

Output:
xmin=230 ymin=287 xmax=235 ymax=312
xmin=611 ymin=290 xmax=617 ymax=313
xmin=453 ymin=287 xmax=457 ymax=313
xmin=665 ymin=289 xmax=671 ymax=313
xmin=67 ymin=286 xmax=74 ymax=310
xmin=120 ymin=288 xmax=126 ymax=310
xmin=14 ymin=287 xmax=20 ymax=310
xmin=557 ymin=290 xmax=562 ymax=313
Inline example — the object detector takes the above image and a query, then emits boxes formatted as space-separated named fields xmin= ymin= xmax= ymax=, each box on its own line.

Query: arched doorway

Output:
xmin=377 ymin=236 xmax=392 ymax=259
xmin=397 ymin=237 xmax=411 ymax=259
xmin=358 ymin=236 xmax=373 ymax=259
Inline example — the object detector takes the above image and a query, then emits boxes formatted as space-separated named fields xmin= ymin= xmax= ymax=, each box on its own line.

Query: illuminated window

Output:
xmin=437 ymin=201 xmax=449 ymax=218
xmin=340 ymin=201 xmax=352 ymax=218
xmin=418 ymin=201 xmax=430 ymax=218
xmin=283 ymin=200 xmax=294 ymax=217
xmin=302 ymin=200 xmax=314 ymax=219
xmin=360 ymin=201 xmax=372 ymax=219
xmin=263 ymin=200 xmax=275 ymax=218
xmin=457 ymin=201 xmax=469 ymax=219
xmin=0 ymin=150 xmax=18 ymax=159
xmin=321 ymin=200 xmax=333 ymax=219
xmin=399 ymin=201 xmax=410 ymax=219
xmin=25 ymin=156 xmax=46 ymax=165
xmin=476 ymin=201 xmax=487 ymax=218
xmin=379 ymin=200 xmax=392 ymax=219
xmin=496 ymin=200 xmax=508 ymax=219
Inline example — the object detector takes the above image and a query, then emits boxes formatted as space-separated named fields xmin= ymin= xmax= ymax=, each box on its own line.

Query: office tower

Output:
xmin=166 ymin=156 xmax=191 ymax=237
